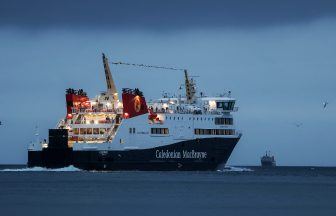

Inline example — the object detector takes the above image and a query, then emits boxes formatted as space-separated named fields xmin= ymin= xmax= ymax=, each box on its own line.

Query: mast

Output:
xmin=35 ymin=124 xmax=40 ymax=150
xmin=102 ymin=53 xmax=118 ymax=100
xmin=184 ymin=70 xmax=196 ymax=104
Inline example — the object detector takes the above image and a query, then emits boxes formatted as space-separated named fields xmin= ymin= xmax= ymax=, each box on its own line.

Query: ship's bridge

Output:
xmin=147 ymin=96 xmax=238 ymax=115
xmin=200 ymin=97 xmax=238 ymax=113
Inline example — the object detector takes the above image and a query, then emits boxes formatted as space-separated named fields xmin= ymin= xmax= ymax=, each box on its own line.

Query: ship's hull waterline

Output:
xmin=28 ymin=137 xmax=239 ymax=171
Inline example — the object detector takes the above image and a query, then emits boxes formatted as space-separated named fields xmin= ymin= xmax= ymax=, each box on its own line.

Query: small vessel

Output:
xmin=27 ymin=53 xmax=242 ymax=171
xmin=260 ymin=151 xmax=276 ymax=167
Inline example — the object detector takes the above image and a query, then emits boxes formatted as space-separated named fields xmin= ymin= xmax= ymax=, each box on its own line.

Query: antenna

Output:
xmin=111 ymin=61 xmax=185 ymax=71
xmin=110 ymin=60 xmax=198 ymax=104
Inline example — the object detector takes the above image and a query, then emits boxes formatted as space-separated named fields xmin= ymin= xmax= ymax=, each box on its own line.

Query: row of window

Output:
xmin=166 ymin=116 xmax=185 ymax=120
xmin=151 ymin=128 xmax=169 ymax=135
xmin=73 ymin=128 xmax=106 ymax=135
xmin=166 ymin=116 xmax=231 ymax=122
xmin=194 ymin=129 xmax=235 ymax=135
xmin=214 ymin=117 xmax=233 ymax=125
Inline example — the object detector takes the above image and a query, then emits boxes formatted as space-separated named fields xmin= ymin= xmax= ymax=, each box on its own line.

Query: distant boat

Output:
xmin=260 ymin=151 xmax=276 ymax=167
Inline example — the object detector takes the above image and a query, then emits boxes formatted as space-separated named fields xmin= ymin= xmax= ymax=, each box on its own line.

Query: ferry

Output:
xmin=28 ymin=54 xmax=242 ymax=171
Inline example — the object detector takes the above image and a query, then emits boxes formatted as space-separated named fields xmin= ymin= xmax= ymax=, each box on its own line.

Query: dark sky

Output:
xmin=1 ymin=0 xmax=336 ymax=30
xmin=0 ymin=1 xmax=336 ymax=165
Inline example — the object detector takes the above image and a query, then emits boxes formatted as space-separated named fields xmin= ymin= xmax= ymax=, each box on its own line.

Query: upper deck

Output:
xmin=148 ymin=96 xmax=238 ymax=115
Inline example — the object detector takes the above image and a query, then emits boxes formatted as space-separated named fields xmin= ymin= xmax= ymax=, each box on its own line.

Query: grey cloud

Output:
xmin=1 ymin=0 xmax=336 ymax=30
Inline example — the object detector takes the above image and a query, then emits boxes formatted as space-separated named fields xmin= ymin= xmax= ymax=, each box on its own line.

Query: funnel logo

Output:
xmin=134 ymin=96 xmax=141 ymax=112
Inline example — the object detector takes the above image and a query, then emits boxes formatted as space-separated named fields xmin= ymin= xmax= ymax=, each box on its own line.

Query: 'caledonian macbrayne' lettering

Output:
xmin=155 ymin=150 xmax=207 ymax=159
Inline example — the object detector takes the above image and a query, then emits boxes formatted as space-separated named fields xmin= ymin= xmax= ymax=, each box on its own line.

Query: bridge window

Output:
xmin=216 ymin=101 xmax=235 ymax=110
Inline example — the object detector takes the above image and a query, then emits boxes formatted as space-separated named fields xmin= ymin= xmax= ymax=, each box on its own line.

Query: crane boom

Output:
xmin=102 ymin=53 xmax=118 ymax=100
xmin=184 ymin=70 xmax=196 ymax=104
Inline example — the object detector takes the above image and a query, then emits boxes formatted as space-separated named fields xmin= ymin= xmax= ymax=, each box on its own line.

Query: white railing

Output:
xmin=72 ymin=108 xmax=123 ymax=114
xmin=150 ymin=107 xmax=239 ymax=115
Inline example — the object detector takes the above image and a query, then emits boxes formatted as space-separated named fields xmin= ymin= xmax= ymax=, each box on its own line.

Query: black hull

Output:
xmin=261 ymin=161 xmax=276 ymax=168
xmin=28 ymin=137 xmax=240 ymax=171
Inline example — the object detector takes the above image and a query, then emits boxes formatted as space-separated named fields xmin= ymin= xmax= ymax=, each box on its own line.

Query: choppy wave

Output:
xmin=0 ymin=165 xmax=81 ymax=172
xmin=217 ymin=166 xmax=253 ymax=172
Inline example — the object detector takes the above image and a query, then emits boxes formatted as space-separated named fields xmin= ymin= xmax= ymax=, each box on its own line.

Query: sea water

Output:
xmin=0 ymin=166 xmax=335 ymax=216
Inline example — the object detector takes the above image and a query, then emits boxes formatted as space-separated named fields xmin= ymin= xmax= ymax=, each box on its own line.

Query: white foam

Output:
xmin=217 ymin=166 xmax=253 ymax=172
xmin=0 ymin=165 xmax=81 ymax=172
